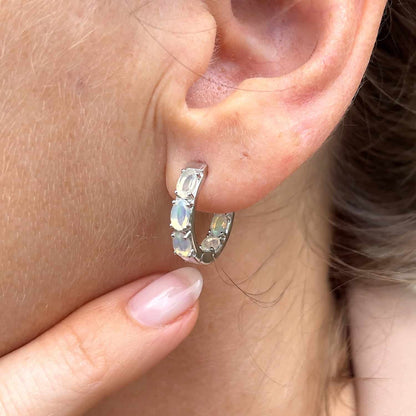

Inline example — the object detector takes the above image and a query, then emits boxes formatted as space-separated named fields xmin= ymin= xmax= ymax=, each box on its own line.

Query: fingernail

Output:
xmin=127 ymin=267 xmax=203 ymax=327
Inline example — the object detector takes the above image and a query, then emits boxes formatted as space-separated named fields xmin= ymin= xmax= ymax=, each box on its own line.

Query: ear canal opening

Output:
xmin=185 ymin=0 xmax=320 ymax=109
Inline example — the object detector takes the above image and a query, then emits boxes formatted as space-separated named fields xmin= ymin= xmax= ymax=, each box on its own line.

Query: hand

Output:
xmin=0 ymin=267 xmax=203 ymax=416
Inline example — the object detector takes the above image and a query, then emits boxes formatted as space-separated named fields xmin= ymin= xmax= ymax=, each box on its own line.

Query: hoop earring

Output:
xmin=170 ymin=162 xmax=234 ymax=265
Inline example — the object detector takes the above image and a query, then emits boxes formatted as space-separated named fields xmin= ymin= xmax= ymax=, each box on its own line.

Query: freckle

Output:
xmin=75 ymin=79 xmax=85 ymax=94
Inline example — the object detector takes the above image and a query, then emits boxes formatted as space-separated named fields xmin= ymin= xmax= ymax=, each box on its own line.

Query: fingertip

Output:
xmin=126 ymin=267 xmax=203 ymax=328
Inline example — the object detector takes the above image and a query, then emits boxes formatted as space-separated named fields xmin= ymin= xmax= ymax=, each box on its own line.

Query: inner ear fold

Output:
xmin=186 ymin=0 xmax=320 ymax=108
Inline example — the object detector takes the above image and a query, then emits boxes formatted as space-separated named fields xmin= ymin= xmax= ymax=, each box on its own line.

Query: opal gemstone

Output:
xmin=201 ymin=236 xmax=221 ymax=252
xmin=171 ymin=199 xmax=191 ymax=231
xmin=210 ymin=214 xmax=229 ymax=237
xmin=177 ymin=169 xmax=199 ymax=199
xmin=172 ymin=232 xmax=193 ymax=257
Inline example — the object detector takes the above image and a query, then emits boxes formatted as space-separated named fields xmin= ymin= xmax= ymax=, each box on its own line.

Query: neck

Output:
xmin=89 ymin=149 xmax=355 ymax=415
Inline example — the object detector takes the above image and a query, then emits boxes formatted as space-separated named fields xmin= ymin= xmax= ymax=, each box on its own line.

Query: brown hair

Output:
xmin=331 ymin=0 xmax=416 ymax=289
xmin=327 ymin=0 xmax=416 ymax=409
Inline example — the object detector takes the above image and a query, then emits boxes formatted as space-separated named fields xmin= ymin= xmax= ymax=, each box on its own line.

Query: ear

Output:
xmin=163 ymin=0 xmax=387 ymax=212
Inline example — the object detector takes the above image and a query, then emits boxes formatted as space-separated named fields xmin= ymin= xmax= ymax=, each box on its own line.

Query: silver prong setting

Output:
xmin=170 ymin=162 xmax=234 ymax=265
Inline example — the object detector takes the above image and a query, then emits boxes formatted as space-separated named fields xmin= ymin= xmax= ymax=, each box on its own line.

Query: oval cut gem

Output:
xmin=210 ymin=214 xmax=229 ymax=237
xmin=177 ymin=170 xmax=199 ymax=199
xmin=201 ymin=236 xmax=222 ymax=252
xmin=171 ymin=199 xmax=191 ymax=231
xmin=173 ymin=232 xmax=193 ymax=257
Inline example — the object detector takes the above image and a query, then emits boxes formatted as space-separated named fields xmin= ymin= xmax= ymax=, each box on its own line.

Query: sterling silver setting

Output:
xmin=170 ymin=162 xmax=234 ymax=265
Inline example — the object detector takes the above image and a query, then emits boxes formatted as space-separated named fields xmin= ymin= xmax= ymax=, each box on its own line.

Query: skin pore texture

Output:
xmin=0 ymin=0 xmax=387 ymax=415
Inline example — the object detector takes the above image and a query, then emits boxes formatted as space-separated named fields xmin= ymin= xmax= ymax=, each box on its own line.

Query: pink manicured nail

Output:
xmin=127 ymin=267 xmax=203 ymax=327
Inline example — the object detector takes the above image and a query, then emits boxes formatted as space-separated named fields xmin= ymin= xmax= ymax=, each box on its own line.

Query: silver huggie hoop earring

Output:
xmin=170 ymin=162 xmax=234 ymax=265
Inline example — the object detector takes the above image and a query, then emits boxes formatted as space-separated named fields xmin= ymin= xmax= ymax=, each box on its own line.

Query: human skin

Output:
xmin=0 ymin=0 xmax=391 ymax=415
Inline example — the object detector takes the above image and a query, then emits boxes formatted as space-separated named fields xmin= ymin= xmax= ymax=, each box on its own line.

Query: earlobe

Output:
xmin=164 ymin=0 xmax=387 ymax=213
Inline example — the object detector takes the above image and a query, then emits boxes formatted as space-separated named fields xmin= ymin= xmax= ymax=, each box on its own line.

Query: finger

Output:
xmin=0 ymin=267 xmax=203 ymax=416
xmin=349 ymin=284 xmax=416 ymax=416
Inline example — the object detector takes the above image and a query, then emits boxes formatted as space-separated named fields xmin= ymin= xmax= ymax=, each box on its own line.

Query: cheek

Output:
xmin=0 ymin=0 xmax=177 ymax=354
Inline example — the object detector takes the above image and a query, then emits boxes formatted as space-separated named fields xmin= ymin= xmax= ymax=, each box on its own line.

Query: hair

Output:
xmin=327 ymin=0 xmax=416 ymax=410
